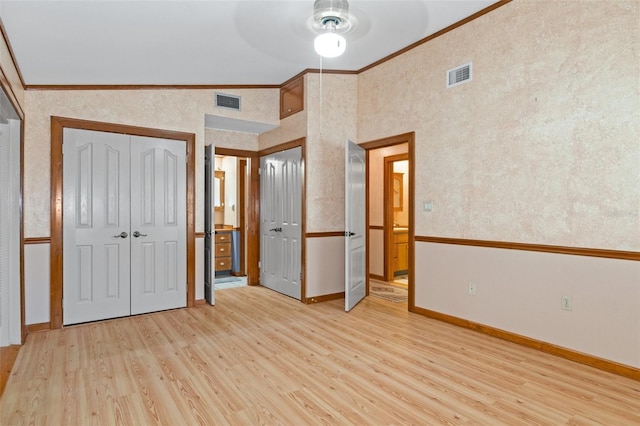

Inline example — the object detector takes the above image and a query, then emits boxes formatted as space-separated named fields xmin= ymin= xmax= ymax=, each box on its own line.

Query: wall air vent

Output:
xmin=447 ymin=62 xmax=472 ymax=88
xmin=215 ymin=92 xmax=241 ymax=111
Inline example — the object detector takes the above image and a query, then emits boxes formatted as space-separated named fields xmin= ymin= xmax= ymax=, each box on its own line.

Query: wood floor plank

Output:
xmin=0 ymin=345 xmax=20 ymax=397
xmin=1 ymin=286 xmax=639 ymax=425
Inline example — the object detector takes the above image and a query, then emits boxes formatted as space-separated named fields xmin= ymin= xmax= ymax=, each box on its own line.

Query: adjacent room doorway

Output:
xmin=360 ymin=133 xmax=415 ymax=309
xmin=205 ymin=147 xmax=254 ymax=305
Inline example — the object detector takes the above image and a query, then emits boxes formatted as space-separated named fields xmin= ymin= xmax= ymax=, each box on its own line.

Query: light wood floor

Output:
xmin=1 ymin=286 xmax=638 ymax=425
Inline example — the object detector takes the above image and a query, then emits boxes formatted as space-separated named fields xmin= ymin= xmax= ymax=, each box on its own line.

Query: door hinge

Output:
xmin=258 ymin=168 xmax=261 ymax=175
xmin=258 ymin=261 xmax=261 ymax=268
xmin=61 ymin=142 xmax=65 ymax=155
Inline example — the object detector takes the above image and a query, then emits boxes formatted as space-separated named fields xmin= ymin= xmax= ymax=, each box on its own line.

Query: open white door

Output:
xmin=204 ymin=144 xmax=215 ymax=305
xmin=345 ymin=140 xmax=366 ymax=311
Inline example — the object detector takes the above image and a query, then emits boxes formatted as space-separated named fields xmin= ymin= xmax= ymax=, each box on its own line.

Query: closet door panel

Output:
xmin=63 ymin=129 xmax=131 ymax=325
xmin=130 ymin=136 xmax=186 ymax=315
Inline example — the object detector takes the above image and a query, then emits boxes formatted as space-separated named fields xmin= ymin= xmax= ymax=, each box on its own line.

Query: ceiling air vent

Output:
xmin=215 ymin=92 xmax=241 ymax=111
xmin=447 ymin=62 xmax=472 ymax=88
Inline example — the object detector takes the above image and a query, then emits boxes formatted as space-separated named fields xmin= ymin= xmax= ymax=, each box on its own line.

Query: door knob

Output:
xmin=269 ymin=227 xmax=282 ymax=232
xmin=114 ymin=232 xmax=128 ymax=238
xmin=133 ymin=231 xmax=148 ymax=238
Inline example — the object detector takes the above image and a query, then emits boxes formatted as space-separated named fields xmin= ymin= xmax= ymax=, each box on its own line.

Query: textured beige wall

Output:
xmin=24 ymin=88 xmax=278 ymax=237
xmin=259 ymin=108 xmax=307 ymax=150
xmin=205 ymin=128 xmax=259 ymax=151
xmin=358 ymin=0 xmax=640 ymax=251
xmin=0 ymin=28 xmax=24 ymax=111
xmin=368 ymin=229 xmax=384 ymax=277
xmin=305 ymin=73 xmax=358 ymax=233
xmin=416 ymin=242 xmax=640 ymax=368
xmin=306 ymin=236 xmax=344 ymax=298
xmin=259 ymin=73 xmax=357 ymax=233
xmin=360 ymin=0 xmax=640 ymax=368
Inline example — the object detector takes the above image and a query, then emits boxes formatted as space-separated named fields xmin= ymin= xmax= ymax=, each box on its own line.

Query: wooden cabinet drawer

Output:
xmin=215 ymin=232 xmax=231 ymax=243
xmin=394 ymin=232 xmax=408 ymax=243
xmin=396 ymin=242 xmax=408 ymax=271
xmin=215 ymin=257 xmax=232 ymax=271
xmin=392 ymin=231 xmax=409 ymax=274
xmin=216 ymin=243 xmax=231 ymax=256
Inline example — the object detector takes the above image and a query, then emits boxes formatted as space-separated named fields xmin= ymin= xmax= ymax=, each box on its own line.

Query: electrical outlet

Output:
xmin=468 ymin=282 xmax=476 ymax=295
xmin=561 ymin=295 xmax=572 ymax=311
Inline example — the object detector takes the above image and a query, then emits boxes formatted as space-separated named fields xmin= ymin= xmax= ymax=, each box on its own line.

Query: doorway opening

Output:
xmin=212 ymin=154 xmax=250 ymax=290
xmin=385 ymin=154 xmax=409 ymax=280
xmin=360 ymin=133 xmax=414 ymax=310
xmin=208 ymin=145 xmax=261 ymax=295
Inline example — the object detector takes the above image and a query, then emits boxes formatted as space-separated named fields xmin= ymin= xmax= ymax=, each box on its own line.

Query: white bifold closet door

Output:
xmin=63 ymin=128 xmax=186 ymax=325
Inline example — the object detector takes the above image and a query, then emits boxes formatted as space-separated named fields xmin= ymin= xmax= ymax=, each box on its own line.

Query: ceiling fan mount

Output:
xmin=312 ymin=0 xmax=354 ymax=34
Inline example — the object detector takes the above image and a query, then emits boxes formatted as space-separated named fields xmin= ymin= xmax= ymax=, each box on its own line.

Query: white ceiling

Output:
xmin=0 ymin=0 xmax=498 ymax=86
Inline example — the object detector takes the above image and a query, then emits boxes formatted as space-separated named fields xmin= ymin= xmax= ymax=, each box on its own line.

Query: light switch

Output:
xmin=423 ymin=201 xmax=433 ymax=212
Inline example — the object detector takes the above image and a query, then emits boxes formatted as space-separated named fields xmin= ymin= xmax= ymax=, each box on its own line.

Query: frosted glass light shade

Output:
xmin=314 ymin=32 xmax=346 ymax=58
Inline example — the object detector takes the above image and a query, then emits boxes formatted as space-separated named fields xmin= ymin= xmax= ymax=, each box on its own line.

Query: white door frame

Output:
xmin=50 ymin=116 xmax=196 ymax=329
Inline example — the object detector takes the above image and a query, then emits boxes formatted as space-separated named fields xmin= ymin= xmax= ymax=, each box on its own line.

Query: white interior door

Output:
xmin=204 ymin=144 xmax=215 ymax=305
xmin=0 ymin=111 xmax=22 ymax=345
xmin=260 ymin=147 xmax=302 ymax=300
xmin=345 ymin=140 xmax=366 ymax=311
xmin=130 ymin=136 xmax=186 ymax=315
xmin=63 ymin=129 xmax=186 ymax=325
xmin=63 ymin=129 xmax=131 ymax=325
xmin=279 ymin=147 xmax=302 ymax=299
xmin=260 ymin=153 xmax=279 ymax=292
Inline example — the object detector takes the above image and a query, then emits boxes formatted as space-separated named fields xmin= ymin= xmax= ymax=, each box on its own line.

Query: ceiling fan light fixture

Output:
xmin=312 ymin=0 xmax=350 ymax=58
xmin=314 ymin=31 xmax=346 ymax=58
